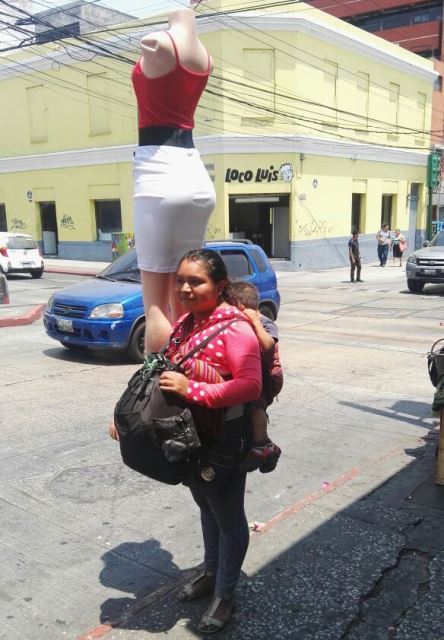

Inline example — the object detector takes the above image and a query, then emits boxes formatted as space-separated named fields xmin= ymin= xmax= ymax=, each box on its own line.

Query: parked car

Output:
xmin=0 ymin=271 xmax=9 ymax=304
xmin=43 ymin=240 xmax=280 ymax=362
xmin=0 ymin=232 xmax=44 ymax=278
xmin=406 ymin=229 xmax=444 ymax=293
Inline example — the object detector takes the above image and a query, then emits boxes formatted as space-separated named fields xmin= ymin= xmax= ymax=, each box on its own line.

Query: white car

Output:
xmin=0 ymin=232 xmax=44 ymax=279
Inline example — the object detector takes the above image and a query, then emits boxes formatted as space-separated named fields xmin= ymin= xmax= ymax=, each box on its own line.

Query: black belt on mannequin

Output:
xmin=138 ymin=126 xmax=194 ymax=148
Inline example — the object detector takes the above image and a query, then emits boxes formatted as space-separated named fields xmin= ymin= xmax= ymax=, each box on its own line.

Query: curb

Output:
xmin=45 ymin=267 xmax=100 ymax=277
xmin=0 ymin=303 xmax=46 ymax=328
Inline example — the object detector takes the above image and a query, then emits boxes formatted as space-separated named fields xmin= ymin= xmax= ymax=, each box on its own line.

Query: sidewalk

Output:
xmin=79 ymin=430 xmax=444 ymax=640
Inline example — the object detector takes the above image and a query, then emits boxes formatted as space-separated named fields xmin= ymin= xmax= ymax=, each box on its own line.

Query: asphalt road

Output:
xmin=0 ymin=265 xmax=443 ymax=639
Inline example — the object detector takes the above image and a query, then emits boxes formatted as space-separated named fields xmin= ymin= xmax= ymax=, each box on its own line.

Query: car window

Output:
xmin=430 ymin=230 xmax=444 ymax=247
xmin=219 ymin=250 xmax=252 ymax=277
xmin=250 ymin=249 xmax=268 ymax=273
xmin=100 ymin=249 xmax=140 ymax=280
xmin=6 ymin=237 xmax=38 ymax=250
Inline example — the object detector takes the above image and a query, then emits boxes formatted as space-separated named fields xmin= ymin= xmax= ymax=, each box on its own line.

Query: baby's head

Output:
xmin=227 ymin=281 xmax=259 ymax=311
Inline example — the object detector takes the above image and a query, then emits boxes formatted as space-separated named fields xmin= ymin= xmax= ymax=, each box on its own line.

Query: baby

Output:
xmin=227 ymin=281 xmax=282 ymax=473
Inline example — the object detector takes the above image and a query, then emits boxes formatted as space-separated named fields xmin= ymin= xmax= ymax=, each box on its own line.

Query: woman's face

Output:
xmin=175 ymin=259 xmax=225 ymax=317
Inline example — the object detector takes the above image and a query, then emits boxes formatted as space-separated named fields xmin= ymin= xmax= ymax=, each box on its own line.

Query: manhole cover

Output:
xmin=49 ymin=464 xmax=151 ymax=503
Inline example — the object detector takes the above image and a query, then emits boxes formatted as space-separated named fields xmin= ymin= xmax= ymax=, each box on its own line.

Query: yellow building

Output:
xmin=0 ymin=0 xmax=437 ymax=267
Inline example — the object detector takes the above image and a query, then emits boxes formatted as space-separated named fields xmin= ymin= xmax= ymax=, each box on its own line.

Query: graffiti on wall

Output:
xmin=10 ymin=218 xmax=27 ymax=230
xmin=206 ymin=225 xmax=223 ymax=241
xmin=60 ymin=215 xmax=76 ymax=229
xmin=298 ymin=220 xmax=330 ymax=237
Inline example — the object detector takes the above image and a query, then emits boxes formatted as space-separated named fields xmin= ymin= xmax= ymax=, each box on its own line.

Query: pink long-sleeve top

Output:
xmin=165 ymin=305 xmax=262 ymax=409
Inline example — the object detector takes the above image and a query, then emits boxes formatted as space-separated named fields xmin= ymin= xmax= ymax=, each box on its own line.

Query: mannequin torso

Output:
xmin=140 ymin=8 xmax=211 ymax=79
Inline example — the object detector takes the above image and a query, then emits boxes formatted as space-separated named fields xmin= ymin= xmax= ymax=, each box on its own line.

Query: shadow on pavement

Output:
xmin=93 ymin=432 xmax=444 ymax=640
xmin=339 ymin=399 xmax=434 ymax=430
xmin=42 ymin=346 xmax=136 ymax=367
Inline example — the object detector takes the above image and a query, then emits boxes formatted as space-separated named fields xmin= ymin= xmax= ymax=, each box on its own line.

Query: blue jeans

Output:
xmin=187 ymin=417 xmax=250 ymax=599
xmin=378 ymin=244 xmax=389 ymax=266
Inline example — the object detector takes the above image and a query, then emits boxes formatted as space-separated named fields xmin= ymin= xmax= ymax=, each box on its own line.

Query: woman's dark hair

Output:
xmin=178 ymin=249 xmax=230 ymax=297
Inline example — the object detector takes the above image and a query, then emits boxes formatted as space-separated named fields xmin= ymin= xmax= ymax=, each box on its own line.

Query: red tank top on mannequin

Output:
xmin=132 ymin=32 xmax=210 ymax=130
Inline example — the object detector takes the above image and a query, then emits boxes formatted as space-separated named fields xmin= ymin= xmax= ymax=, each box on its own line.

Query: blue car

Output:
xmin=43 ymin=241 xmax=280 ymax=362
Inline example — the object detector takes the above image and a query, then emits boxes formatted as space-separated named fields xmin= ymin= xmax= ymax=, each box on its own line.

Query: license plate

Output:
xmin=56 ymin=318 xmax=74 ymax=332
xmin=21 ymin=262 xmax=32 ymax=268
xmin=423 ymin=269 xmax=437 ymax=275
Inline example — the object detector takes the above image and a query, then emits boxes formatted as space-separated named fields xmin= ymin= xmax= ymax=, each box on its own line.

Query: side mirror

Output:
xmin=423 ymin=241 xmax=429 ymax=247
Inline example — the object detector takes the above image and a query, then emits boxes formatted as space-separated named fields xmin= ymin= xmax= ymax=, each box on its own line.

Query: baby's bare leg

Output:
xmin=249 ymin=406 xmax=269 ymax=444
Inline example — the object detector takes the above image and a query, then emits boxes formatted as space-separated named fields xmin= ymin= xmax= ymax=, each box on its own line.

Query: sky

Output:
xmin=31 ymin=0 xmax=184 ymax=19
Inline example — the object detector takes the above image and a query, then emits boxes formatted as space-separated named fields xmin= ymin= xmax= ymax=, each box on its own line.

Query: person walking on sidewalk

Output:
xmin=391 ymin=229 xmax=407 ymax=267
xmin=348 ymin=229 xmax=363 ymax=282
xmin=376 ymin=223 xmax=391 ymax=267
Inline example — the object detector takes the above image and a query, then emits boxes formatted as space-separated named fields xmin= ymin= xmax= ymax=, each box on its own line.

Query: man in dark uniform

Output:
xmin=348 ymin=229 xmax=363 ymax=283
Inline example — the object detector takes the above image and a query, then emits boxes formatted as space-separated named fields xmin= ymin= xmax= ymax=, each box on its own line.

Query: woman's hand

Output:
xmin=159 ymin=371 xmax=189 ymax=398
xmin=109 ymin=421 xmax=119 ymax=441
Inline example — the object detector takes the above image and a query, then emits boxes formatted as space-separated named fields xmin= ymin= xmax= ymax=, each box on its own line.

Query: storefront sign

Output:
xmin=225 ymin=163 xmax=294 ymax=184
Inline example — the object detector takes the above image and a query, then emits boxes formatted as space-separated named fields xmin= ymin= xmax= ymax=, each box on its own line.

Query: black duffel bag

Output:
xmin=114 ymin=319 xmax=235 ymax=485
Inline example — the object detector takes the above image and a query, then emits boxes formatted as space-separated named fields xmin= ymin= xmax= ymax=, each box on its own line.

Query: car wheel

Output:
xmin=259 ymin=303 xmax=276 ymax=320
xmin=60 ymin=341 xmax=86 ymax=350
xmin=30 ymin=268 xmax=44 ymax=279
xmin=407 ymin=279 xmax=425 ymax=293
xmin=128 ymin=321 xmax=145 ymax=363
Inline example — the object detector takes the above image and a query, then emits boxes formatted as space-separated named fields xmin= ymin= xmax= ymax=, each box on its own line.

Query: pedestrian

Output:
xmin=348 ymin=229 xmax=363 ymax=282
xmin=159 ymin=248 xmax=262 ymax=634
xmin=391 ymin=229 xmax=407 ymax=266
xmin=376 ymin=223 xmax=391 ymax=266
xmin=131 ymin=8 xmax=215 ymax=354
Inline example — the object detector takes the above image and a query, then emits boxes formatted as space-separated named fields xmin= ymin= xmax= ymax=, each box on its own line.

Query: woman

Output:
xmin=159 ymin=248 xmax=261 ymax=634
xmin=392 ymin=229 xmax=407 ymax=266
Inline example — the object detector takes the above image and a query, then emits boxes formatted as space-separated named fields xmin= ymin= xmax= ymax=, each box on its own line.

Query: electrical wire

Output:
xmin=0 ymin=0 xmax=439 ymax=147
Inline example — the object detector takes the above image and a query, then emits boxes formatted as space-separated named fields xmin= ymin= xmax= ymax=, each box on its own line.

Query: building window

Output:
xmin=87 ymin=73 xmax=111 ymax=135
xmin=323 ymin=60 xmax=338 ymax=127
xmin=381 ymin=195 xmax=393 ymax=229
xmin=348 ymin=2 xmax=442 ymax=32
xmin=388 ymin=82 xmax=400 ymax=140
xmin=416 ymin=92 xmax=426 ymax=145
xmin=26 ymin=85 xmax=47 ymax=143
xmin=356 ymin=71 xmax=369 ymax=133
xmin=0 ymin=204 xmax=7 ymax=232
xmin=95 ymin=200 xmax=122 ymax=241
xmin=241 ymin=48 xmax=275 ymax=121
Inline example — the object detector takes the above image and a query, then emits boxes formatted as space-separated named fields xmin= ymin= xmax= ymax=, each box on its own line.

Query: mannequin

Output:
xmin=131 ymin=7 xmax=215 ymax=354
xmin=140 ymin=9 xmax=212 ymax=79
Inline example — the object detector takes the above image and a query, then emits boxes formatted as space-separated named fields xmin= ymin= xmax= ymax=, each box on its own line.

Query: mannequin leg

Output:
xmin=168 ymin=272 xmax=186 ymax=324
xmin=140 ymin=270 xmax=173 ymax=354
xmin=140 ymin=270 xmax=187 ymax=354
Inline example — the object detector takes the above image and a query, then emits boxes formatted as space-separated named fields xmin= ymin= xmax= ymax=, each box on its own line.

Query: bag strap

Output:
xmin=176 ymin=318 xmax=238 ymax=367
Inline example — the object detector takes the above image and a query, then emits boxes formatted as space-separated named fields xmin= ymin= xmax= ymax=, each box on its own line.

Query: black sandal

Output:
xmin=178 ymin=572 xmax=215 ymax=602
xmin=197 ymin=595 xmax=235 ymax=634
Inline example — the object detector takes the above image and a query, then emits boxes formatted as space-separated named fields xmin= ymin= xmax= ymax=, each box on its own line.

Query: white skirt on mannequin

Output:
xmin=133 ymin=145 xmax=216 ymax=273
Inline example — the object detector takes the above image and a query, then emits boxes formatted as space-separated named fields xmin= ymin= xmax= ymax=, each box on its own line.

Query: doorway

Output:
xmin=39 ymin=201 xmax=58 ymax=255
xmin=229 ymin=194 xmax=290 ymax=259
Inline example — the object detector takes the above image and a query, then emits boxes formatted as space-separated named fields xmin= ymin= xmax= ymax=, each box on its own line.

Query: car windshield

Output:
xmin=6 ymin=236 xmax=37 ymax=250
xmin=98 ymin=250 xmax=141 ymax=282
xmin=429 ymin=230 xmax=444 ymax=247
